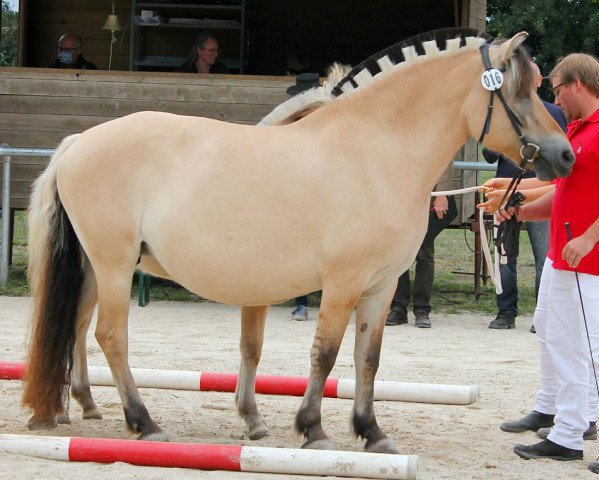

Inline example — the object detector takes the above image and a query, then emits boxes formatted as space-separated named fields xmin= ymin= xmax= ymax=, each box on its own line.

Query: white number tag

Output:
xmin=481 ymin=69 xmax=504 ymax=91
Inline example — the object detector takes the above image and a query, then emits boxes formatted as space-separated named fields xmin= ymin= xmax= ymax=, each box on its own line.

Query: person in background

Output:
xmin=493 ymin=53 xmax=599 ymax=470
xmin=285 ymin=53 xmax=311 ymax=76
xmin=479 ymin=61 xmax=567 ymax=332
xmin=49 ymin=33 xmax=97 ymax=70
xmin=176 ymin=32 xmax=231 ymax=74
xmin=385 ymin=165 xmax=457 ymax=328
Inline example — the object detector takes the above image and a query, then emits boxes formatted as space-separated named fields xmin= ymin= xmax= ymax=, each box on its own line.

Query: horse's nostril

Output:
xmin=563 ymin=151 xmax=576 ymax=165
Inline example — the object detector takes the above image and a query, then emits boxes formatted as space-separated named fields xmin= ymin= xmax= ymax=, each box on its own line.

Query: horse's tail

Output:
xmin=22 ymin=134 xmax=85 ymax=422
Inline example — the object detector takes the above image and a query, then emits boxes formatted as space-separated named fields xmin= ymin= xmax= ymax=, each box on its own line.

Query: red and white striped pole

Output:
xmin=0 ymin=434 xmax=419 ymax=480
xmin=0 ymin=361 xmax=477 ymax=405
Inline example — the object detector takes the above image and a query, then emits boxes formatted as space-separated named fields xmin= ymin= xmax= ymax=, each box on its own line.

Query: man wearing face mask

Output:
xmin=49 ymin=33 xmax=98 ymax=70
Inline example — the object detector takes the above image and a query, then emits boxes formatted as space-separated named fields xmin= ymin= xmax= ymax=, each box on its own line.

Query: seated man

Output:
xmin=49 ymin=33 xmax=98 ymax=70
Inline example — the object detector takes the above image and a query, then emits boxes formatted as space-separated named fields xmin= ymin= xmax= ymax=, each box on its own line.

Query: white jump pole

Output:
xmin=0 ymin=434 xmax=419 ymax=480
xmin=0 ymin=361 xmax=478 ymax=405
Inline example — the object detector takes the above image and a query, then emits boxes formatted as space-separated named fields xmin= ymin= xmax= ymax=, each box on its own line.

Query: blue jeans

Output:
xmin=497 ymin=220 xmax=548 ymax=316
xmin=295 ymin=295 xmax=308 ymax=307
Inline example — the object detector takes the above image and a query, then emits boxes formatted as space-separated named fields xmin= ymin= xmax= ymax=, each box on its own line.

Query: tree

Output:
xmin=1 ymin=0 xmax=18 ymax=66
xmin=487 ymin=0 xmax=599 ymax=99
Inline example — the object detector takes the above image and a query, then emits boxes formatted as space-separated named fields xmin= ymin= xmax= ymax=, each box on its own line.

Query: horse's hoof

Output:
xmin=27 ymin=415 xmax=58 ymax=430
xmin=138 ymin=431 xmax=169 ymax=442
xmin=301 ymin=438 xmax=334 ymax=450
xmin=82 ymin=407 xmax=103 ymax=420
xmin=248 ymin=426 xmax=269 ymax=440
xmin=365 ymin=437 xmax=399 ymax=454
xmin=57 ymin=412 xmax=71 ymax=425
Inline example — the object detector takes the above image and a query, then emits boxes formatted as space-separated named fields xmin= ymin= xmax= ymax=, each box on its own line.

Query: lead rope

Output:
xmin=432 ymin=186 xmax=503 ymax=294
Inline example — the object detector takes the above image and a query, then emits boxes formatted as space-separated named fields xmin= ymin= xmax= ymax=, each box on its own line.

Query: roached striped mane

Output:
xmin=331 ymin=27 xmax=492 ymax=96
xmin=260 ymin=27 xmax=493 ymax=126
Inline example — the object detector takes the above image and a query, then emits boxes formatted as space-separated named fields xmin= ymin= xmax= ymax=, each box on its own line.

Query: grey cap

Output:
xmin=286 ymin=72 xmax=320 ymax=95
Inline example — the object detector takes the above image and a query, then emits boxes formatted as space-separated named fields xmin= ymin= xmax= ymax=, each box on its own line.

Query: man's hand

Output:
xmin=562 ymin=235 xmax=595 ymax=269
xmin=482 ymin=178 xmax=511 ymax=190
xmin=432 ymin=195 xmax=449 ymax=219
xmin=493 ymin=205 xmax=520 ymax=223
xmin=477 ymin=188 xmax=507 ymax=213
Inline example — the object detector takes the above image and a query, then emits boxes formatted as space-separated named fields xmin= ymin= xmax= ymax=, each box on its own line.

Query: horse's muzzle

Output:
xmin=534 ymin=149 xmax=575 ymax=181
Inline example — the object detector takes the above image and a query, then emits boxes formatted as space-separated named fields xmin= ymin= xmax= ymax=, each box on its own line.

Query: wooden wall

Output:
xmin=467 ymin=0 xmax=487 ymax=31
xmin=455 ymin=0 xmax=488 ymax=221
xmin=0 ymin=68 xmax=290 ymax=209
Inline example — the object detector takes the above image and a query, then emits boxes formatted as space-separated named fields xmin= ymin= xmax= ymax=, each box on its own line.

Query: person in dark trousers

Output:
xmin=482 ymin=62 xmax=567 ymax=331
xmin=49 ymin=33 xmax=98 ymax=70
xmin=385 ymin=164 xmax=456 ymax=328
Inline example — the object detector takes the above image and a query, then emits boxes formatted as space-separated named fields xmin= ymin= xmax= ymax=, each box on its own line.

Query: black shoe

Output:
xmin=514 ymin=439 xmax=583 ymax=461
xmin=500 ymin=411 xmax=555 ymax=433
xmin=489 ymin=313 xmax=516 ymax=329
xmin=385 ymin=308 xmax=407 ymax=326
xmin=537 ymin=421 xmax=597 ymax=441
xmin=589 ymin=458 xmax=599 ymax=473
xmin=415 ymin=312 xmax=431 ymax=328
xmin=530 ymin=324 xmax=536 ymax=333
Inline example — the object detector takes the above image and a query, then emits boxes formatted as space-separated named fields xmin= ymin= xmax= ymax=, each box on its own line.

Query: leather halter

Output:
xmin=477 ymin=43 xmax=541 ymax=256
xmin=478 ymin=43 xmax=542 ymax=166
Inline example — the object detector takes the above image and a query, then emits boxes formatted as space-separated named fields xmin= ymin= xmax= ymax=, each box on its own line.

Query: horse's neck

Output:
xmin=331 ymin=55 xmax=477 ymax=196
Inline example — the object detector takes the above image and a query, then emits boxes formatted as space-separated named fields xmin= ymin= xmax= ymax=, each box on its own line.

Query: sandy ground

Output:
xmin=0 ymin=296 xmax=597 ymax=480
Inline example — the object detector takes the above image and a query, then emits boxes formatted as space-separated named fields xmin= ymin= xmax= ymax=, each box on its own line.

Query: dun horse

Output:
xmin=23 ymin=29 xmax=573 ymax=453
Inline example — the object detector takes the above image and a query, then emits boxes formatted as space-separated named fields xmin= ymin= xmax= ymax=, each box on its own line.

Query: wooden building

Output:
xmin=1 ymin=0 xmax=486 ymax=213
xmin=18 ymin=1 xmax=486 ymax=72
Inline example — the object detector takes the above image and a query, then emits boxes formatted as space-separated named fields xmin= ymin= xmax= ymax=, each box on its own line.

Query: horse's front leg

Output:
xmin=353 ymin=283 xmax=399 ymax=454
xmin=236 ymin=305 xmax=269 ymax=440
xmin=94 ymin=267 xmax=166 ymax=441
xmin=295 ymin=285 xmax=359 ymax=450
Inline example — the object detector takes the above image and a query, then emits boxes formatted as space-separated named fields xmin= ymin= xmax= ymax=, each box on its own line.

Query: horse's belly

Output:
xmin=173 ymin=265 xmax=322 ymax=306
xmin=146 ymin=237 xmax=322 ymax=305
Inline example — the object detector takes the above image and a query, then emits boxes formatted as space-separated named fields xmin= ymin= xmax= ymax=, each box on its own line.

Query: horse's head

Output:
xmin=468 ymin=32 xmax=574 ymax=180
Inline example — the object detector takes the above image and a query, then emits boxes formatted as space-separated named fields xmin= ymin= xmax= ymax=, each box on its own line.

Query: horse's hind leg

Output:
xmin=353 ymin=286 xmax=399 ymax=454
xmin=295 ymin=284 xmax=359 ymax=450
xmin=41 ymin=260 xmax=100 ymax=426
xmin=236 ymin=305 xmax=269 ymax=440
xmin=94 ymin=265 xmax=166 ymax=441
xmin=70 ymin=260 xmax=102 ymax=421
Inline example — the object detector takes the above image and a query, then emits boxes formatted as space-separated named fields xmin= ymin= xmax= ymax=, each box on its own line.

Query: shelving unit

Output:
xmin=129 ymin=1 xmax=251 ymax=72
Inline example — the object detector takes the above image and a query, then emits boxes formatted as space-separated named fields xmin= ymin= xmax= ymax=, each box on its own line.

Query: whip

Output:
xmin=565 ymin=221 xmax=599 ymax=397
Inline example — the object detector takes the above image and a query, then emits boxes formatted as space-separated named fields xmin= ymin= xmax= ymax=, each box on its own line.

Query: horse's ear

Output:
xmin=492 ymin=31 xmax=529 ymax=65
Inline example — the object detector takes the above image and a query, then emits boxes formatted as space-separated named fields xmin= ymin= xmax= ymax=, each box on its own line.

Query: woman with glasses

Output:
xmin=176 ymin=32 xmax=231 ymax=74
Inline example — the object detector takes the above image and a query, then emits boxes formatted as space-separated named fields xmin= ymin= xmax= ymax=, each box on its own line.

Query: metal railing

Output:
xmin=1 ymin=146 xmax=55 ymax=285
xmin=0 ymin=145 xmax=496 ymax=286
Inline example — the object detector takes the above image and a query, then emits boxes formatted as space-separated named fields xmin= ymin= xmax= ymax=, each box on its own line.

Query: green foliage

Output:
xmin=1 ymin=0 xmax=18 ymax=66
xmin=487 ymin=0 xmax=599 ymax=100
xmin=0 ymin=212 xmax=28 ymax=296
